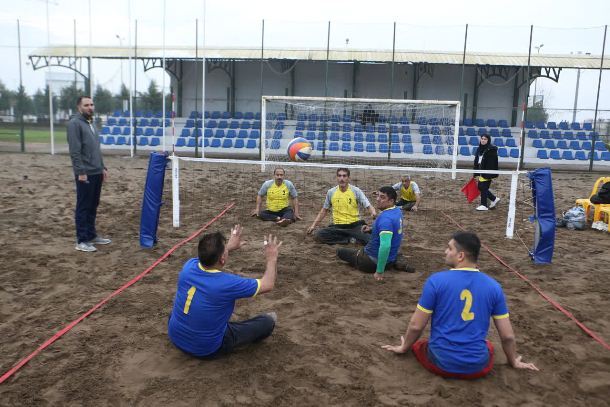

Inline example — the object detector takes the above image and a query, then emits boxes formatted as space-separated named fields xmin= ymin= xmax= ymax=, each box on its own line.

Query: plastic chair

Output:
xmin=575 ymin=177 xmax=610 ymax=222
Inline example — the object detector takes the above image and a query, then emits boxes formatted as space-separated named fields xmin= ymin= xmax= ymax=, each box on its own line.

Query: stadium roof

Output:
xmin=29 ymin=46 xmax=608 ymax=69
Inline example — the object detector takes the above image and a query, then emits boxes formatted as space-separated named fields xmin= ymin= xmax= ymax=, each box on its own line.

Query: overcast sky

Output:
xmin=1 ymin=0 xmax=609 ymax=121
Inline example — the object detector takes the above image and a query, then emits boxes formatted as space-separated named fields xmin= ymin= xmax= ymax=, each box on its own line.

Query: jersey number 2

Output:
xmin=460 ymin=289 xmax=475 ymax=321
xmin=183 ymin=286 xmax=196 ymax=314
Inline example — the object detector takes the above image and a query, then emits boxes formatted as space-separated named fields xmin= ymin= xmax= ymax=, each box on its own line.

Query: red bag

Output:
xmin=461 ymin=178 xmax=480 ymax=203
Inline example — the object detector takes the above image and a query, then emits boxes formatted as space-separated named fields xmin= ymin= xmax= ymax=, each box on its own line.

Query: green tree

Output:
xmin=0 ymin=80 xmax=14 ymax=112
xmin=114 ymin=83 xmax=130 ymax=112
xmin=32 ymin=87 xmax=59 ymax=116
xmin=139 ymin=80 xmax=163 ymax=112
xmin=527 ymin=100 xmax=548 ymax=124
xmin=59 ymin=83 xmax=84 ymax=112
xmin=14 ymin=85 xmax=34 ymax=116
xmin=94 ymin=84 xmax=115 ymax=114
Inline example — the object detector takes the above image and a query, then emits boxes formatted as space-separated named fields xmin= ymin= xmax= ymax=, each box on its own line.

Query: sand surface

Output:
xmin=0 ymin=152 xmax=609 ymax=406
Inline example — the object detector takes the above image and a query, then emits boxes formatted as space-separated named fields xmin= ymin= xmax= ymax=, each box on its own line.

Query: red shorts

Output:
xmin=411 ymin=339 xmax=494 ymax=379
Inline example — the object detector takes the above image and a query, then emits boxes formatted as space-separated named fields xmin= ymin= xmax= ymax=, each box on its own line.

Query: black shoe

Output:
xmin=392 ymin=261 xmax=415 ymax=273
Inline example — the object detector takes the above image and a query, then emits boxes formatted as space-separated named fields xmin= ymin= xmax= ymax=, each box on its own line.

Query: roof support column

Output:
xmin=511 ymin=67 xmax=520 ymax=127
xmin=472 ymin=67 xmax=479 ymax=121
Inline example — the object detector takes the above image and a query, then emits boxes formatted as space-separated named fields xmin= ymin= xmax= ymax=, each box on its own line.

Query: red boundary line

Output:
xmin=0 ymin=203 xmax=235 ymax=384
xmin=442 ymin=212 xmax=610 ymax=351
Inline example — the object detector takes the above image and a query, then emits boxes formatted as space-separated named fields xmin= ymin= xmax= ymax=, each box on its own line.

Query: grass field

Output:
xmin=0 ymin=126 xmax=68 ymax=144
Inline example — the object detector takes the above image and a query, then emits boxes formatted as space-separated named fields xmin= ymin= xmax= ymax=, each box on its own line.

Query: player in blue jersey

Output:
xmin=168 ymin=225 xmax=282 ymax=358
xmin=337 ymin=186 xmax=410 ymax=280
xmin=382 ymin=231 xmax=538 ymax=378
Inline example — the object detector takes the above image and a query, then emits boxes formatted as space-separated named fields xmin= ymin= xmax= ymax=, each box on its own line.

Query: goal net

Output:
xmin=262 ymin=96 xmax=461 ymax=171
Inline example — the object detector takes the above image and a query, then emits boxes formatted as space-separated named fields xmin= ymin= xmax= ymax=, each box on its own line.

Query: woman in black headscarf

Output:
xmin=473 ymin=133 xmax=500 ymax=211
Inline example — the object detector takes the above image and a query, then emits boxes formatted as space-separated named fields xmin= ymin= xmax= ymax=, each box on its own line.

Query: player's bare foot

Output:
xmin=277 ymin=218 xmax=291 ymax=227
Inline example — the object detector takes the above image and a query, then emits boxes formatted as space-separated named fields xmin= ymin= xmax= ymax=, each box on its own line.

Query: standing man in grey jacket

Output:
xmin=67 ymin=96 xmax=111 ymax=252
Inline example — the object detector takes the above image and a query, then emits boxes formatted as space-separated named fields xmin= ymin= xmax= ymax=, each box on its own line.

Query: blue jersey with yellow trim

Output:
xmin=417 ymin=268 xmax=509 ymax=374
xmin=364 ymin=206 xmax=403 ymax=262
xmin=168 ymin=258 xmax=260 ymax=357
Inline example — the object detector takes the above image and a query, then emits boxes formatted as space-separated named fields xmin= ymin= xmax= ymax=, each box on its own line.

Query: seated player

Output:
xmin=337 ymin=186 xmax=410 ymax=280
xmin=392 ymin=175 xmax=422 ymax=211
xmin=307 ymin=167 xmax=376 ymax=244
xmin=168 ymin=225 xmax=281 ymax=358
xmin=382 ymin=231 xmax=538 ymax=378
xmin=251 ymin=167 xmax=301 ymax=226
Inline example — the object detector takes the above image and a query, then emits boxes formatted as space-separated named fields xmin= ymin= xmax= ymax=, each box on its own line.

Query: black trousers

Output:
xmin=396 ymin=199 xmax=416 ymax=211
xmin=258 ymin=207 xmax=294 ymax=221
xmin=314 ymin=220 xmax=371 ymax=245
xmin=204 ymin=314 xmax=275 ymax=358
xmin=74 ymin=173 xmax=103 ymax=243
xmin=478 ymin=180 xmax=496 ymax=207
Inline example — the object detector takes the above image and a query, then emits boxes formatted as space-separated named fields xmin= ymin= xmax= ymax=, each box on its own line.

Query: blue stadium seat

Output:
xmin=417 ymin=117 xmax=427 ymax=126
xmin=103 ymin=136 xmax=115 ymax=145
xmin=175 ymin=138 xmax=186 ymax=147
xmin=539 ymin=130 xmax=550 ymax=139
xmin=498 ymin=120 xmax=509 ymax=128
xmin=237 ymin=130 xmax=249 ymax=139
xmin=558 ymin=121 xmax=569 ymax=130
xmin=431 ymin=126 xmax=441 ymax=135
xmin=489 ymin=128 xmax=500 ymax=138
xmin=187 ymin=138 xmax=196 ymax=148
xmin=366 ymin=133 xmax=376 ymax=143
xmin=378 ymin=134 xmax=388 ymax=144
xmin=458 ymin=137 xmax=468 ymax=146
xmin=328 ymin=142 xmax=339 ymax=151
xmin=377 ymin=124 xmax=387 ymax=133
xmin=366 ymin=143 xmax=376 ymax=153
xmin=244 ymin=112 xmax=255 ymax=120
xmin=252 ymin=120 xmax=261 ymax=129
xmin=204 ymin=111 xmax=210 ymax=119
xmin=595 ymin=141 xmax=608 ymax=151
xmin=432 ymin=135 xmax=443 ymax=145
xmin=150 ymin=118 xmax=160 ymax=127
xmin=474 ymin=119 xmax=485 ymax=127
xmin=354 ymin=143 xmax=364 ymax=152
xmin=353 ymin=124 xmax=363 ymax=133
xmin=150 ymin=137 xmax=160 ymax=147
xmin=111 ymin=127 xmax=121 ymax=136
xmin=459 ymin=128 xmax=465 ymax=136
xmin=215 ymin=129 xmax=225 ymax=138
xmin=549 ymin=150 xmax=561 ymax=160
xmin=525 ymin=121 xmax=534 ymax=129
xmin=354 ymin=133 xmax=364 ymax=142
xmin=317 ymin=132 xmax=327 ymax=141
xmin=144 ymin=128 xmax=155 ymax=137
xmin=460 ymin=146 xmax=471 ymax=156
xmin=390 ymin=134 xmax=400 ymax=144
xmin=495 ymin=138 xmax=505 ymax=147
xmin=402 ymin=135 xmax=412 ymax=143
xmin=330 ymin=123 xmax=340 ymax=132
xmin=583 ymin=122 xmax=593 ymax=131
xmin=401 ymin=125 xmax=411 ymax=134
xmin=403 ymin=144 xmax=414 ymax=154
xmin=135 ymin=127 xmax=144 ymax=136
xmin=537 ymin=150 xmax=549 ymax=159
xmin=207 ymin=120 xmax=218 ymax=128
xmin=101 ymin=126 xmax=110 ymax=135
xmin=233 ymin=112 xmax=244 ymax=120
xmin=341 ymin=142 xmax=351 ymax=152
xmin=602 ymin=152 xmax=610 ymax=161
xmin=535 ymin=121 xmax=546 ymax=129
xmin=466 ymin=127 xmax=476 ymax=137
xmin=112 ymin=110 xmax=121 ymax=117
xmin=562 ymin=151 xmax=575 ymax=160
xmin=574 ymin=151 xmax=587 ymax=160
xmin=486 ymin=119 xmax=497 ymax=127
xmin=419 ymin=126 xmax=429 ymax=135
xmin=570 ymin=122 xmax=581 ymax=130
xmin=506 ymin=139 xmax=517 ymax=148
xmin=390 ymin=144 xmax=401 ymax=154
xmin=533 ymin=139 xmax=543 ymax=149
xmin=329 ymin=132 xmax=340 ymax=142
xmin=544 ymin=140 xmax=555 ymax=149
xmin=582 ymin=141 xmax=592 ymax=150
xmin=204 ymin=129 xmax=213 ymax=138
xmin=341 ymin=133 xmax=351 ymax=142
xmin=210 ymin=139 xmax=221 ymax=148
xmin=307 ymin=122 xmax=317 ymax=131
xmin=269 ymin=140 xmax=279 ymax=150
xmin=569 ymin=141 xmax=581 ymax=150
xmin=463 ymin=118 xmax=473 ymax=126
xmin=140 ymin=118 xmax=149 ymax=127
xmin=250 ymin=130 xmax=260 ymax=140
xmin=546 ymin=121 xmax=557 ymax=130
xmin=305 ymin=131 xmax=316 ymax=141
xmin=296 ymin=121 xmax=305 ymax=131
xmin=107 ymin=118 xmax=117 ymax=126
xmin=421 ymin=135 xmax=431 ymax=144
xmin=246 ymin=140 xmax=257 ymax=149
xmin=218 ymin=120 xmax=228 ymax=129
xmin=469 ymin=137 xmax=479 ymax=146
xmin=210 ymin=111 xmax=221 ymax=119
xmin=234 ymin=139 xmax=245 ymax=149
xmin=552 ymin=131 xmax=562 ymax=139
xmin=557 ymin=140 xmax=569 ymax=149
xmin=502 ymin=129 xmax=512 ymax=138
xmin=435 ymin=145 xmax=449 ymax=155
xmin=365 ymin=123 xmax=375 ymax=133
xmin=498 ymin=147 xmax=508 ymax=158
xmin=227 ymin=130 xmax=237 ymax=139
xmin=138 ymin=136 xmax=148 ymax=146
xmin=240 ymin=121 xmax=251 ymax=129
xmin=229 ymin=120 xmax=240 ymax=129
xmin=423 ymin=145 xmax=433 ymax=155
xmin=510 ymin=149 xmax=520 ymax=158
xmin=121 ymin=127 xmax=131 ymax=136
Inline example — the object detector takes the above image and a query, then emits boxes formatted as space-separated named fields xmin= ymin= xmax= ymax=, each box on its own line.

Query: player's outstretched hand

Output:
xmin=226 ymin=224 xmax=245 ymax=251
xmin=263 ymin=234 xmax=282 ymax=260
xmin=306 ymin=225 xmax=316 ymax=234
xmin=361 ymin=224 xmax=372 ymax=233
xmin=381 ymin=336 xmax=408 ymax=354
xmin=512 ymin=355 xmax=539 ymax=371
xmin=374 ymin=272 xmax=384 ymax=281
xmin=250 ymin=209 xmax=259 ymax=217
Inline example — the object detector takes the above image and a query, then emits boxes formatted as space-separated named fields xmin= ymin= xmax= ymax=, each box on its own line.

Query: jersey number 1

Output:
xmin=460 ymin=289 xmax=475 ymax=321
xmin=183 ymin=286 xmax=196 ymax=314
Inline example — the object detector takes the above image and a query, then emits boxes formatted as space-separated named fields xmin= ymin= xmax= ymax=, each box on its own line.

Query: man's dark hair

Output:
xmin=452 ymin=231 xmax=481 ymax=262
xmin=273 ymin=167 xmax=285 ymax=175
xmin=198 ymin=232 xmax=226 ymax=267
xmin=77 ymin=96 xmax=92 ymax=106
xmin=378 ymin=186 xmax=397 ymax=202
xmin=337 ymin=167 xmax=350 ymax=177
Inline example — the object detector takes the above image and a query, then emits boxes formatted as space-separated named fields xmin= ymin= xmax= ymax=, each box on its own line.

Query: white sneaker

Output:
xmin=476 ymin=205 xmax=489 ymax=211
xmin=88 ymin=236 xmax=112 ymax=245
xmin=75 ymin=242 xmax=97 ymax=252
xmin=489 ymin=197 xmax=501 ymax=209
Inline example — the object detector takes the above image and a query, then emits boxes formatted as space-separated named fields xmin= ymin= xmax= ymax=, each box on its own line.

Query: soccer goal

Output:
xmin=261 ymin=96 xmax=462 ymax=172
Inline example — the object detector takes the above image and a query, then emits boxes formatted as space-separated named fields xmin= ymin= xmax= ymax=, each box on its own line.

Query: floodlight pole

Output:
xmin=17 ymin=20 xmax=25 ymax=153
xmin=589 ymin=25 xmax=607 ymax=172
